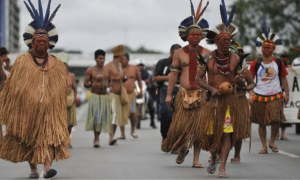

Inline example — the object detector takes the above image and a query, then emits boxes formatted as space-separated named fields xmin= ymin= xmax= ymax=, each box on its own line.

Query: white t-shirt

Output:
xmin=254 ymin=61 xmax=281 ymax=95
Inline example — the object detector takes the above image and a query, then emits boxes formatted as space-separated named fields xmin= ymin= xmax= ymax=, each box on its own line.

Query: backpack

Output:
xmin=254 ymin=57 xmax=282 ymax=87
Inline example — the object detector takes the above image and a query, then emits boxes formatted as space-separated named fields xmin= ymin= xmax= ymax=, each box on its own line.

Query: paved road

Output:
xmin=1 ymin=103 xmax=300 ymax=179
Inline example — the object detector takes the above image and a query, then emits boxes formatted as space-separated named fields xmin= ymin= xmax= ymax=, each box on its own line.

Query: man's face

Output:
xmin=137 ymin=64 xmax=144 ymax=71
xmin=187 ymin=29 xmax=202 ymax=46
xmin=32 ymin=36 xmax=49 ymax=56
xmin=95 ymin=55 xmax=105 ymax=67
xmin=121 ymin=56 xmax=129 ymax=67
xmin=262 ymin=44 xmax=275 ymax=58
xmin=0 ymin=54 xmax=8 ymax=62
xmin=216 ymin=35 xmax=231 ymax=52
xmin=280 ymin=57 xmax=289 ymax=65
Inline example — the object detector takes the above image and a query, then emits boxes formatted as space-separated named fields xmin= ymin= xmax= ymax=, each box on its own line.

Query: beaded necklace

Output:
xmin=30 ymin=51 xmax=48 ymax=68
xmin=212 ymin=50 xmax=231 ymax=76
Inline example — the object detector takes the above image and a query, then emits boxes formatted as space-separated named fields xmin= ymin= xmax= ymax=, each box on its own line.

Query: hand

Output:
xmin=165 ymin=95 xmax=173 ymax=109
xmin=233 ymin=74 xmax=245 ymax=85
xmin=211 ymin=87 xmax=220 ymax=96
xmin=248 ymin=95 xmax=253 ymax=104
xmin=137 ymin=91 xmax=143 ymax=98
xmin=283 ymin=94 xmax=289 ymax=105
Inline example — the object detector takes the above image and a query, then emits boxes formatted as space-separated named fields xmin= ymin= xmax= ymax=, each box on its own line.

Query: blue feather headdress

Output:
xmin=255 ymin=16 xmax=283 ymax=54
xmin=206 ymin=0 xmax=238 ymax=44
xmin=178 ymin=0 xmax=209 ymax=41
xmin=23 ymin=0 xmax=61 ymax=50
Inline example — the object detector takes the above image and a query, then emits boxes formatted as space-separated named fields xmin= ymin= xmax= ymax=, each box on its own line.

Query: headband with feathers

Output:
xmin=178 ymin=0 xmax=209 ymax=41
xmin=255 ymin=16 xmax=283 ymax=54
xmin=23 ymin=0 xmax=61 ymax=50
xmin=206 ymin=0 xmax=238 ymax=44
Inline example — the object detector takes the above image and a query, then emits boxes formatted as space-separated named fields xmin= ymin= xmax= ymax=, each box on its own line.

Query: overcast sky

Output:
xmin=18 ymin=0 xmax=235 ymax=53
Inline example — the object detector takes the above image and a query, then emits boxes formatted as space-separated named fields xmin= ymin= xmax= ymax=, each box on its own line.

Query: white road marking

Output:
xmin=278 ymin=150 xmax=300 ymax=158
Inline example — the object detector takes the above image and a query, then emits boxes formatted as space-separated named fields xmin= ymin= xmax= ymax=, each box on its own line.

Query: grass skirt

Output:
xmin=161 ymin=88 xmax=204 ymax=152
xmin=199 ymin=94 xmax=239 ymax=153
xmin=251 ymin=98 xmax=286 ymax=126
xmin=0 ymin=53 xmax=70 ymax=164
xmin=110 ymin=93 xmax=128 ymax=126
xmin=85 ymin=93 xmax=111 ymax=133
xmin=235 ymin=96 xmax=251 ymax=140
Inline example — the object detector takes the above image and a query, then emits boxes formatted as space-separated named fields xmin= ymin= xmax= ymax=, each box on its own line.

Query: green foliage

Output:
xmin=232 ymin=0 xmax=300 ymax=61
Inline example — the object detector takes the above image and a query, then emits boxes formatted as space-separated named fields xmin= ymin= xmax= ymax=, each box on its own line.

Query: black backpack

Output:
xmin=254 ymin=57 xmax=283 ymax=87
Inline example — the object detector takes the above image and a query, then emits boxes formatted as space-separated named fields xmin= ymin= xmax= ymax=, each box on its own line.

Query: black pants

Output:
xmin=159 ymin=102 xmax=173 ymax=139
xmin=148 ymin=95 xmax=156 ymax=125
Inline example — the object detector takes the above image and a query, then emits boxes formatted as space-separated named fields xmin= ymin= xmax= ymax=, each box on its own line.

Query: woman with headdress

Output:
xmin=249 ymin=17 xmax=289 ymax=155
xmin=0 ymin=1 xmax=70 ymax=179
xmin=196 ymin=0 xmax=251 ymax=177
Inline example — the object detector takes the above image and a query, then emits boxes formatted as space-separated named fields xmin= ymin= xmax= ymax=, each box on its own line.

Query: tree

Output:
xmin=232 ymin=0 xmax=300 ymax=61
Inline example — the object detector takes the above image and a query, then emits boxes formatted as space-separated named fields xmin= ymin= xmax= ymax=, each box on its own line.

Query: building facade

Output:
xmin=0 ymin=0 xmax=20 ymax=52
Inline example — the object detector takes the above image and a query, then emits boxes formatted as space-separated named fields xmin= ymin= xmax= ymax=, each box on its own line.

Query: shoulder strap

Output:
xmin=254 ymin=58 xmax=262 ymax=86
xmin=275 ymin=58 xmax=283 ymax=88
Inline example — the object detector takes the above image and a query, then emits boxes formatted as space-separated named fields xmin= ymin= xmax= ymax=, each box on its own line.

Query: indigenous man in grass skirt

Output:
xmin=249 ymin=18 xmax=289 ymax=154
xmin=196 ymin=0 xmax=250 ymax=177
xmin=84 ymin=49 xmax=113 ymax=147
xmin=0 ymin=0 xmax=69 ymax=179
xmin=162 ymin=0 xmax=210 ymax=168
xmin=228 ymin=42 xmax=254 ymax=164
xmin=57 ymin=52 xmax=78 ymax=149
xmin=105 ymin=45 xmax=128 ymax=144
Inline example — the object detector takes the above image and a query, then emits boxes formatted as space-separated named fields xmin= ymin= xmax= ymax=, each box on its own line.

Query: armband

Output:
xmin=170 ymin=65 xmax=180 ymax=72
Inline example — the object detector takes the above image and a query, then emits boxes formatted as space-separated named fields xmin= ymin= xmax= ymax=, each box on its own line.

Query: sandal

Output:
xmin=207 ymin=162 xmax=217 ymax=174
xmin=176 ymin=150 xmax=189 ymax=164
xmin=218 ymin=171 xmax=229 ymax=178
xmin=93 ymin=142 xmax=100 ymax=148
xmin=192 ymin=163 xmax=204 ymax=168
xmin=269 ymin=145 xmax=279 ymax=152
xmin=29 ymin=172 xmax=39 ymax=178
xmin=43 ymin=168 xmax=57 ymax=179
xmin=109 ymin=139 xmax=117 ymax=146
xmin=280 ymin=137 xmax=289 ymax=141
xmin=259 ymin=149 xmax=268 ymax=154
xmin=131 ymin=133 xmax=138 ymax=138
xmin=117 ymin=136 xmax=126 ymax=140
xmin=230 ymin=158 xmax=241 ymax=164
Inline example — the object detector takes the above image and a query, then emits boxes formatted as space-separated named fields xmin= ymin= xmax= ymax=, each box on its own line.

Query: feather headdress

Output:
xmin=206 ymin=0 xmax=238 ymax=44
xmin=178 ymin=0 xmax=209 ymax=41
xmin=255 ymin=16 xmax=283 ymax=54
xmin=229 ymin=41 xmax=250 ymax=72
xmin=23 ymin=0 xmax=61 ymax=50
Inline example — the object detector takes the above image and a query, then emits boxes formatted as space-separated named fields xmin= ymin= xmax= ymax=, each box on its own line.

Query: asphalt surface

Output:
xmin=1 ymin=102 xmax=300 ymax=180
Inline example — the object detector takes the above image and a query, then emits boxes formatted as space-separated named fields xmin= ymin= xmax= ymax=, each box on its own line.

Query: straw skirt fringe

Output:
xmin=0 ymin=53 xmax=70 ymax=164
xmin=161 ymin=88 xmax=204 ymax=152
xmin=85 ymin=93 xmax=111 ymax=133
xmin=110 ymin=93 xmax=127 ymax=126
xmin=199 ymin=94 xmax=239 ymax=153
xmin=251 ymin=98 xmax=286 ymax=126
xmin=235 ymin=96 xmax=251 ymax=140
